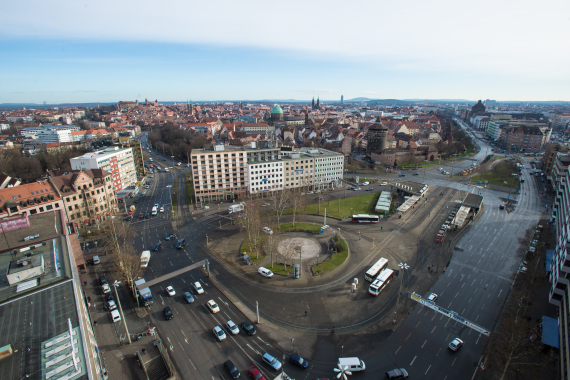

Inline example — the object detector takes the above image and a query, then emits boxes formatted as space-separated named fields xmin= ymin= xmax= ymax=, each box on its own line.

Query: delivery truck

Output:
xmin=141 ymin=250 xmax=151 ymax=268
xmin=135 ymin=278 xmax=153 ymax=306
xmin=228 ymin=202 xmax=245 ymax=214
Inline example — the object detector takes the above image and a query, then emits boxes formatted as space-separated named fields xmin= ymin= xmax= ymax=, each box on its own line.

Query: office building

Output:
xmin=70 ymin=147 xmax=137 ymax=191
xmin=299 ymin=147 xmax=345 ymax=188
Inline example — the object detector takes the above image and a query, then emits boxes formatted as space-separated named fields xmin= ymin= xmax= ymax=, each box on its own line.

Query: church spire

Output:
xmin=312 ymin=96 xmax=315 ymax=109
xmin=316 ymin=96 xmax=320 ymax=109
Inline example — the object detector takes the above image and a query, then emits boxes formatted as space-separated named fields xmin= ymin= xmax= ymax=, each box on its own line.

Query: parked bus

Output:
xmin=368 ymin=269 xmax=395 ymax=296
xmin=351 ymin=214 xmax=380 ymax=223
xmin=364 ymin=257 xmax=389 ymax=282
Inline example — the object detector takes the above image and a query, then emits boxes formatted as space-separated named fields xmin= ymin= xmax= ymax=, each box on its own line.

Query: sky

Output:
xmin=1 ymin=0 xmax=569 ymax=104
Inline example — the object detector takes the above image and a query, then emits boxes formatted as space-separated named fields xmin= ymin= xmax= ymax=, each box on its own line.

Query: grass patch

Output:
xmin=284 ymin=192 xmax=381 ymax=220
xmin=267 ymin=262 xmax=295 ymax=275
xmin=185 ymin=173 xmax=193 ymax=204
xmin=239 ymin=237 xmax=265 ymax=262
xmin=312 ymin=237 xmax=349 ymax=275
xmin=473 ymin=160 xmax=520 ymax=188
xmin=279 ymin=222 xmax=320 ymax=233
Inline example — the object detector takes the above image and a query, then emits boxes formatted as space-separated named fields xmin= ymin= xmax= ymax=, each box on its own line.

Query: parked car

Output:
xmin=166 ymin=286 xmax=176 ymax=296
xmin=163 ymin=307 xmax=173 ymax=320
xmin=448 ymin=337 xmax=464 ymax=351
xmin=99 ymin=277 xmax=108 ymax=285
xmin=380 ymin=182 xmax=388 ymax=186
xmin=248 ymin=366 xmax=265 ymax=380
xmin=241 ymin=320 xmax=256 ymax=335
xmin=184 ymin=291 xmax=195 ymax=303
xmin=145 ymin=185 xmax=150 ymax=189
xmin=362 ymin=182 xmax=369 ymax=185
xmin=413 ymin=173 xmax=419 ymax=175
xmin=499 ymin=205 xmax=505 ymax=210
xmin=399 ymin=174 xmax=405 ymax=177
xmin=258 ymin=267 xmax=274 ymax=278
xmin=226 ymin=320 xmax=240 ymax=335
xmin=289 ymin=354 xmax=308 ymax=369
xmin=262 ymin=227 xmax=273 ymax=235
xmin=207 ymin=299 xmax=220 ymax=313
xmin=124 ymin=216 xmax=132 ymax=221
xmin=262 ymin=353 xmax=282 ymax=371
xmin=193 ymin=281 xmax=204 ymax=294
xmin=365 ymin=187 xmax=373 ymax=191
xmin=102 ymin=283 xmax=111 ymax=294
xmin=224 ymin=360 xmax=241 ymax=379
xmin=213 ymin=326 xmax=227 ymax=341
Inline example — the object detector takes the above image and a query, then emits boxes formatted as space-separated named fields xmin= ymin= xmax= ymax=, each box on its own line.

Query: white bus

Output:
xmin=151 ymin=206 xmax=158 ymax=216
xmin=364 ymin=257 xmax=388 ymax=282
xmin=351 ymin=214 xmax=380 ymax=223
xmin=368 ymin=269 xmax=394 ymax=296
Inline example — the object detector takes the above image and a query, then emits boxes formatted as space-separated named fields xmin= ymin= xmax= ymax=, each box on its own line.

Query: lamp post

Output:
xmin=396 ymin=262 xmax=410 ymax=314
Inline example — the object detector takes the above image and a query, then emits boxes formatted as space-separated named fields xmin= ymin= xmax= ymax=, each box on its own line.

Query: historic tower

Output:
xmin=366 ymin=118 xmax=389 ymax=159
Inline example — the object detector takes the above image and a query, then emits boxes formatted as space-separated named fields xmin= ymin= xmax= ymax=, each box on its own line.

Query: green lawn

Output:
xmin=311 ymin=237 xmax=349 ymax=275
xmin=284 ymin=192 xmax=380 ymax=220
xmin=239 ymin=237 xmax=265 ymax=262
xmin=268 ymin=262 xmax=295 ymax=275
xmin=472 ymin=160 xmax=520 ymax=188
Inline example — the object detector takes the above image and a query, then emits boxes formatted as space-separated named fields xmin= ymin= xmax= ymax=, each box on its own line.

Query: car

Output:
xmin=165 ymin=234 xmax=175 ymax=241
xmin=145 ymin=185 xmax=150 ymax=189
xmin=262 ymin=227 xmax=273 ymax=235
xmin=427 ymin=293 xmax=438 ymax=302
xmin=248 ymin=366 xmax=265 ymax=380
xmin=99 ymin=277 xmax=108 ymax=285
xmin=176 ymin=238 xmax=186 ymax=249
xmin=213 ymin=326 xmax=227 ymax=341
xmin=102 ymin=283 xmax=111 ymax=294
xmin=166 ymin=286 xmax=176 ymax=296
xmin=347 ymin=186 xmax=355 ymax=190
xmin=262 ymin=203 xmax=270 ymax=207
xmin=124 ymin=215 xmax=132 ymax=221
xmin=223 ymin=361 xmax=240 ymax=379
xmin=163 ymin=306 xmax=173 ymax=320
xmin=207 ymin=299 xmax=220 ymax=313
xmin=307 ymin=191 xmax=314 ymax=194
xmin=519 ymin=265 xmax=527 ymax=273
xmin=240 ymin=320 xmax=256 ymax=335
xmin=380 ymin=182 xmax=388 ymax=186
xmin=289 ymin=354 xmax=309 ymax=368
xmin=134 ymin=199 xmax=140 ymax=203
xmin=448 ymin=337 xmax=464 ymax=351
xmin=184 ymin=291 xmax=195 ymax=303
xmin=365 ymin=187 xmax=373 ymax=191
xmin=258 ymin=267 xmax=274 ymax=278
xmin=399 ymin=174 xmax=405 ymax=177
xmin=177 ymin=162 xmax=182 ymax=166
xmin=362 ymin=182 xmax=369 ymax=185
xmin=139 ymin=213 xmax=144 ymax=219
xmin=152 ymin=243 xmax=162 ymax=252
xmin=107 ymin=299 xmax=117 ymax=311
xmin=438 ymin=168 xmax=442 ymax=171
xmin=154 ymin=203 xmax=159 ymax=208
xmin=193 ymin=281 xmax=204 ymax=294
xmin=413 ymin=173 xmax=419 ymax=175
xmin=226 ymin=320 xmax=239 ymax=335
xmin=385 ymin=368 xmax=409 ymax=379
xmin=145 ymin=212 xmax=151 ymax=219
xmin=262 ymin=353 xmax=282 ymax=371
xmin=159 ymin=207 xmax=164 ymax=213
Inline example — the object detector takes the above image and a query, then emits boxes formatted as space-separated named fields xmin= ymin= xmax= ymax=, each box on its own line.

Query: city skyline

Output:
xmin=2 ymin=0 xmax=569 ymax=103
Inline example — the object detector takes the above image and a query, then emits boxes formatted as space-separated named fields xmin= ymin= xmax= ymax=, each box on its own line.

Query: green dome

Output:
xmin=271 ymin=104 xmax=283 ymax=114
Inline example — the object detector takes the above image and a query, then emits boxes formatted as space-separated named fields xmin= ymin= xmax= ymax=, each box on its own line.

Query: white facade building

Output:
xmin=247 ymin=160 xmax=284 ymax=195
xmin=299 ymin=148 xmax=345 ymax=188
xmin=70 ymin=147 xmax=136 ymax=191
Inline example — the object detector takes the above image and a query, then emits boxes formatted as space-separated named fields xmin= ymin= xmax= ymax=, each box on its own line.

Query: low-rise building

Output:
xmin=0 ymin=180 xmax=63 ymax=218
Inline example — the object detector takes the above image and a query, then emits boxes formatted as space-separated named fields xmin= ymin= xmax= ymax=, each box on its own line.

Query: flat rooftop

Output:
xmin=0 ymin=280 xmax=88 ymax=380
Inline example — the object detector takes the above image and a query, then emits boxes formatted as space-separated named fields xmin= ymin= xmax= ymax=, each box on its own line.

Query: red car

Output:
xmin=248 ymin=366 xmax=265 ymax=380
xmin=139 ymin=213 xmax=144 ymax=219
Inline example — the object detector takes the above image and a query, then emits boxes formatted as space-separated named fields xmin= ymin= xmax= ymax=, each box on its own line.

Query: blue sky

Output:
xmin=1 ymin=0 xmax=569 ymax=104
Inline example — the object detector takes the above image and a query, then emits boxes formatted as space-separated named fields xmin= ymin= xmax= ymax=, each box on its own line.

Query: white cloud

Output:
xmin=3 ymin=0 xmax=569 ymax=80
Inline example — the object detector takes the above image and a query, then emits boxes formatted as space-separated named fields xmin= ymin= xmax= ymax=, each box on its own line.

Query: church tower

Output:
xmin=312 ymin=97 xmax=315 ymax=109
xmin=316 ymin=96 xmax=320 ymax=109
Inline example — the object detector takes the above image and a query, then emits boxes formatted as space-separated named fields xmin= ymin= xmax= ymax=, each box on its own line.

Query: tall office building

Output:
xmin=341 ymin=95 xmax=344 ymax=104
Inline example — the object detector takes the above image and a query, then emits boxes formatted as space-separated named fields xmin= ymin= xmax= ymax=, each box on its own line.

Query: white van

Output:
xmin=111 ymin=310 xmax=121 ymax=323
xmin=338 ymin=357 xmax=366 ymax=372
xmin=92 ymin=255 xmax=101 ymax=265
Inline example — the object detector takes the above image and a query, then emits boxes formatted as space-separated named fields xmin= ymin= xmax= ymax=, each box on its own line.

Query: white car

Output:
xmin=160 ymin=207 xmax=164 ymax=213
xmin=438 ymin=168 xmax=442 ymax=171
xmin=107 ymin=300 xmax=117 ymax=311
xmin=145 ymin=185 xmax=150 ymax=189
xmin=213 ymin=326 xmax=226 ymax=341
xmin=226 ymin=320 xmax=240 ymax=335
xmin=448 ymin=337 xmax=464 ymax=351
xmin=207 ymin=299 xmax=220 ymax=313
xmin=166 ymin=286 xmax=176 ymax=296
xmin=193 ymin=281 xmax=204 ymax=294
xmin=177 ymin=162 xmax=182 ymax=166
xmin=428 ymin=293 xmax=438 ymax=302
xmin=258 ymin=267 xmax=274 ymax=278
xmin=102 ymin=283 xmax=111 ymax=294
xmin=380 ymin=182 xmax=388 ymax=186
xmin=362 ymin=182 xmax=369 ymax=186
xmin=262 ymin=227 xmax=273 ymax=235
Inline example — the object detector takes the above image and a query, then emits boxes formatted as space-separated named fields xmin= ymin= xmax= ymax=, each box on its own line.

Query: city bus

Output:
xmin=351 ymin=214 xmax=380 ymax=223
xmin=368 ymin=268 xmax=395 ymax=296
xmin=364 ymin=257 xmax=389 ymax=282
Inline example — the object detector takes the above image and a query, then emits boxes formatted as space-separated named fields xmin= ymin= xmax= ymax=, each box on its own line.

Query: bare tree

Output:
xmin=279 ymin=237 xmax=297 ymax=271
xmin=113 ymin=243 xmax=142 ymax=298
xmin=271 ymin=187 xmax=290 ymax=230
xmin=290 ymin=186 xmax=307 ymax=227
xmin=238 ymin=202 xmax=263 ymax=259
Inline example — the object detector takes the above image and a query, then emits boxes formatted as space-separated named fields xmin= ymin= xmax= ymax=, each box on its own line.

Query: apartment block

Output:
xmin=282 ymin=153 xmax=314 ymax=189
xmin=49 ymin=169 xmax=118 ymax=224
xmin=116 ymin=140 xmax=146 ymax=178
xmin=501 ymin=125 xmax=547 ymax=153
xmin=299 ymin=147 xmax=345 ymax=188
xmin=550 ymin=169 xmax=570 ymax=379
xmin=247 ymin=160 xmax=284 ymax=195
xmin=543 ymin=143 xmax=570 ymax=178
xmin=70 ymin=147 xmax=137 ymax=191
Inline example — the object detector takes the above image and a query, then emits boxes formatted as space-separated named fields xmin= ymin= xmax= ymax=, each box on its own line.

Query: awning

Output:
xmin=546 ymin=250 xmax=555 ymax=272
xmin=542 ymin=316 xmax=559 ymax=348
